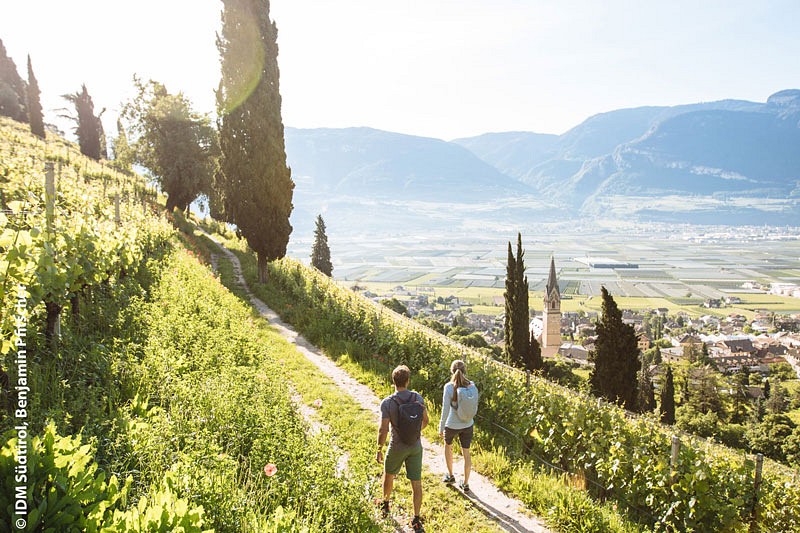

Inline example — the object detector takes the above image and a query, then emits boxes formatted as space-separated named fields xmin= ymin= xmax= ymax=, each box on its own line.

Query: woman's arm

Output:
xmin=439 ymin=384 xmax=451 ymax=434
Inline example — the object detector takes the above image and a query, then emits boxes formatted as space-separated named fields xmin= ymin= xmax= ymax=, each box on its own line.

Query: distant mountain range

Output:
xmin=285 ymin=90 xmax=800 ymax=235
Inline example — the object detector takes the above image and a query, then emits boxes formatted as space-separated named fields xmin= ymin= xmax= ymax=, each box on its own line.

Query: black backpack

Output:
xmin=392 ymin=393 xmax=424 ymax=445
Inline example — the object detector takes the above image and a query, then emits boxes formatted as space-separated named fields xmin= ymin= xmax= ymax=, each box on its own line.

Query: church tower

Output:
xmin=542 ymin=256 xmax=561 ymax=357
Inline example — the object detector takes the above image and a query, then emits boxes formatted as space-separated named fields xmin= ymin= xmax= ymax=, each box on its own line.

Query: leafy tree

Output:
xmin=784 ymin=426 xmax=800 ymax=467
xmin=763 ymin=378 xmax=770 ymax=400
xmin=381 ymin=298 xmax=409 ymax=317
xmin=61 ymin=84 xmax=104 ymax=160
xmin=589 ymin=287 xmax=640 ymax=409
xmin=676 ymin=405 xmax=720 ymax=439
xmin=110 ymin=118 xmax=134 ymax=173
xmin=415 ymin=317 xmax=450 ymax=336
xmin=123 ymin=79 xmax=218 ymax=211
xmin=0 ymin=38 xmax=27 ymax=121
xmin=26 ymin=55 xmax=44 ymax=138
xmin=746 ymin=413 xmax=796 ymax=463
xmin=543 ymin=360 xmax=582 ymax=388
xmin=660 ymin=365 xmax=675 ymax=424
xmin=310 ymin=214 xmax=332 ymax=276
xmin=216 ymin=0 xmax=294 ymax=282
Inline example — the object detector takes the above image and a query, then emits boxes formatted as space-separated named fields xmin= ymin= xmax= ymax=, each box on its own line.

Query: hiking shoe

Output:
xmin=411 ymin=516 xmax=425 ymax=532
xmin=459 ymin=481 xmax=470 ymax=493
xmin=442 ymin=473 xmax=455 ymax=484
xmin=379 ymin=499 xmax=389 ymax=518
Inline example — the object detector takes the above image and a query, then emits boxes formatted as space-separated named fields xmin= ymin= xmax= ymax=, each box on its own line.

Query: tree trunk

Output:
xmin=166 ymin=195 xmax=177 ymax=212
xmin=258 ymin=252 xmax=269 ymax=283
xmin=45 ymin=301 xmax=62 ymax=352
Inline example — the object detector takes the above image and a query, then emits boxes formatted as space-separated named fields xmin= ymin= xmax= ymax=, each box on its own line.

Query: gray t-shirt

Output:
xmin=380 ymin=389 xmax=425 ymax=450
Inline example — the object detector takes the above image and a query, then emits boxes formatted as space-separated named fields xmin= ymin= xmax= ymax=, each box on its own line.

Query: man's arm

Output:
xmin=421 ymin=401 xmax=429 ymax=431
xmin=376 ymin=417 xmax=390 ymax=463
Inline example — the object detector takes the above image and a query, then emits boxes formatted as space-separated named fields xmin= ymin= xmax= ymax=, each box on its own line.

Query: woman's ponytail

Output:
xmin=450 ymin=360 xmax=470 ymax=402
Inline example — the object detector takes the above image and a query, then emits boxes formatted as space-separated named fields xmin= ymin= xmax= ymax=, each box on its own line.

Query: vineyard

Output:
xmin=0 ymin=118 xmax=388 ymax=531
xmin=205 ymin=229 xmax=800 ymax=533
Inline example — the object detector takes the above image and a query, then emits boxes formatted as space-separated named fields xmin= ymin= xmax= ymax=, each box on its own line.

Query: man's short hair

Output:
xmin=392 ymin=365 xmax=410 ymax=387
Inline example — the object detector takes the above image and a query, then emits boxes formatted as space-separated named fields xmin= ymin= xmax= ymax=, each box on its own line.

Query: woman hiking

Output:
xmin=438 ymin=359 xmax=479 ymax=492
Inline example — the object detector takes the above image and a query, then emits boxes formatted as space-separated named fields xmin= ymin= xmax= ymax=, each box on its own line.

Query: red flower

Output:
xmin=263 ymin=463 xmax=278 ymax=477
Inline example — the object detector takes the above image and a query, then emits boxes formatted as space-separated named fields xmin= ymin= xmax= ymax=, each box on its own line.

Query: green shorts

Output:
xmin=384 ymin=444 xmax=423 ymax=481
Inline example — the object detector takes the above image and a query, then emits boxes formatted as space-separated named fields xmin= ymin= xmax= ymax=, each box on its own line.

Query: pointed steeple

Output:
xmin=546 ymin=256 xmax=559 ymax=298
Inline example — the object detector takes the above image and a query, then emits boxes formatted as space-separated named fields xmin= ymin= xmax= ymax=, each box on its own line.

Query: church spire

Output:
xmin=546 ymin=255 xmax=558 ymax=297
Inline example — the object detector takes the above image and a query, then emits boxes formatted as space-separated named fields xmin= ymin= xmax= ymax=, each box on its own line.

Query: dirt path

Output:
xmin=207 ymin=238 xmax=551 ymax=533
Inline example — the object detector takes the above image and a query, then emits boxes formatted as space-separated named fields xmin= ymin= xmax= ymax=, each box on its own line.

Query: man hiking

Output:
xmin=376 ymin=364 xmax=429 ymax=532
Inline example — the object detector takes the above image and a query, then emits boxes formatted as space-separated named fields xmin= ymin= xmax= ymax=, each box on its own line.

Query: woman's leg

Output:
xmin=462 ymin=448 xmax=471 ymax=485
xmin=444 ymin=442 xmax=454 ymax=476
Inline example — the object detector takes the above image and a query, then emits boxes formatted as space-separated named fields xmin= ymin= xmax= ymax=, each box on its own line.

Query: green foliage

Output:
xmin=590 ymin=287 xmax=640 ymax=410
xmin=25 ymin=56 xmax=44 ymax=139
xmin=769 ymin=362 xmax=796 ymax=382
xmin=110 ymin=118 xmax=134 ymax=173
xmin=0 ymin=423 xmax=208 ymax=532
xmin=216 ymin=0 xmax=294 ymax=282
xmin=310 ymin=214 xmax=332 ymax=276
xmin=122 ymin=78 xmax=218 ymax=211
xmin=381 ymin=297 xmax=409 ymax=317
xmin=745 ymin=414 xmax=796 ymax=463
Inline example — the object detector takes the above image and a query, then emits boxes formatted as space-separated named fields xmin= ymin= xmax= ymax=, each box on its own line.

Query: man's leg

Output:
xmin=410 ymin=479 xmax=423 ymax=517
xmin=383 ymin=472 xmax=395 ymax=501
xmin=444 ymin=442 xmax=454 ymax=476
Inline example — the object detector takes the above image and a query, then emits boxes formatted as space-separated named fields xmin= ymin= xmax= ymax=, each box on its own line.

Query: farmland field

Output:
xmin=286 ymin=224 xmax=800 ymax=316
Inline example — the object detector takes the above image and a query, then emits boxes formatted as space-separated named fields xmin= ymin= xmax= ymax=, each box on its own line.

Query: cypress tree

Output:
xmin=216 ymin=0 xmax=294 ymax=283
xmin=503 ymin=241 xmax=515 ymax=365
xmin=0 ymin=39 xmax=27 ymax=122
xmin=528 ymin=331 xmax=543 ymax=371
xmin=637 ymin=364 xmax=656 ymax=413
xmin=513 ymin=233 xmax=531 ymax=368
xmin=660 ymin=365 xmax=675 ymax=424
xmin=504 ymin=233 xmax=533 ymax=369
xmin=311 ymin=214 xmax=332 ymax=276
xmin=589 ymin=286 xmax=641 ymax=409
xmin=61 ymin=84 xmax=103 ymax=160
xmin=26 ymin=56 xmax=44 ymax=138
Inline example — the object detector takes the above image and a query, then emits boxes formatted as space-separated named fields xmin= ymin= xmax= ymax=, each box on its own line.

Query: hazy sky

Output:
xmin=1 ymin=0 xmax=799 ymax=140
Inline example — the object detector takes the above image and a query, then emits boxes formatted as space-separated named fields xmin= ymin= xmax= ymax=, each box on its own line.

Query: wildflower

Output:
xmin=313 ymin=399 xmax=323 ymax=408
xmin=263 ymin=463 xmax=278 ymax=477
